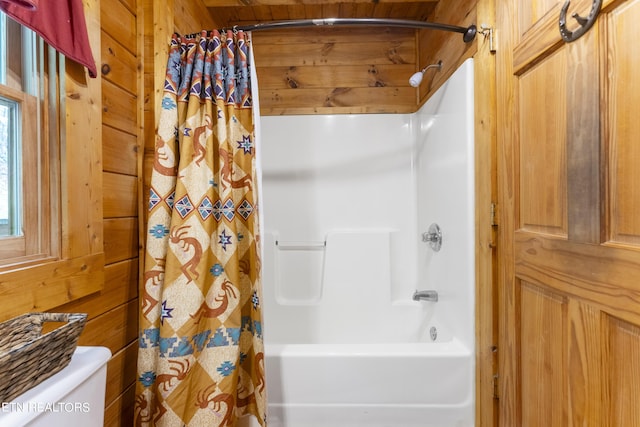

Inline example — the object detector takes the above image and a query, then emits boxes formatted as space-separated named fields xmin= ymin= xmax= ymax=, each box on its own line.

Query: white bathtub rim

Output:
xmin=265 ymin=336 xmax=473 ymax=356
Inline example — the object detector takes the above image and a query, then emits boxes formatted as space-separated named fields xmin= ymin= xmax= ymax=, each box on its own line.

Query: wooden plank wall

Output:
xmin=418 ymin=0 xmax=477 ymax=107
xmin=252 ymin=26 xmax=418 ymax=115
xmin=53 ymin=0 xmax=143 ymax=425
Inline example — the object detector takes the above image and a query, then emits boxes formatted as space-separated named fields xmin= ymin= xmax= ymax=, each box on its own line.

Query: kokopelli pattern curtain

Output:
xmin=135 ymin=31 xmax=266 ymax=426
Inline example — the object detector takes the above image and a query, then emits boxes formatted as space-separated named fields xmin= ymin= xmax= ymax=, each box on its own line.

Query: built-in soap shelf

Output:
xmin=272 ymin=237 xmax=327 ymax=305
xmin=275 ymin=240 xmax=326 ymax=250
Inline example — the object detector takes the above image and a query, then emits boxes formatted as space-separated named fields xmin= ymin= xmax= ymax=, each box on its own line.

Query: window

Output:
xmin=0 ymin=11 xmax=58 ymax=264
xmin=0 ymin=96 xmax=20 ymax=237
xmin=0 ymin=1 xmax=103 ymax=319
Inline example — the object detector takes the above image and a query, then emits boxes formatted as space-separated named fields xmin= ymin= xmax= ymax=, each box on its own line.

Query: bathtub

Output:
xmin=262 ymin=340 xmax=473 ymax=427
xmin=246 ymin=230 xmax=476 ymax=427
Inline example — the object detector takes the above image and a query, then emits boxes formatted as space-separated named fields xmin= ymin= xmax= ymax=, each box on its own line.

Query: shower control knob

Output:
xmin=421 ymin=223 xmax=442 ymax=252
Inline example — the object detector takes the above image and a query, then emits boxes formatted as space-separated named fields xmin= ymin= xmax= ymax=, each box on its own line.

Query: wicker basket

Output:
xmin=0 ymin=312 xmax=87 ymax=402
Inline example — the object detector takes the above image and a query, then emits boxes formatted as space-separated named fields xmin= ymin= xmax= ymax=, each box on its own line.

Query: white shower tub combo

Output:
xmin=253 ymin=59 xmax=476 ymax=427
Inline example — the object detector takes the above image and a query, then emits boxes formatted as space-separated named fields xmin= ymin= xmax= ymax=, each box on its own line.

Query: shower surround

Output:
xmin=252 ymin=59 xmax=475 ymax=427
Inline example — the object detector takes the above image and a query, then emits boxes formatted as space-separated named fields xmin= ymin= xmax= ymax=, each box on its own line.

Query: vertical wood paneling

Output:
xmin=518 ymin=51 xmax=567 ymax=235
xmin=63 ymin=3 xmax=103 ymax=261
xmin=520 ymin=282 xmax=567 ymax=427
xmin=607 ymin=0 xmax=640 ymax=245
xmin=566 ymin=28 xmax=601 ymax=243
xmin=607 ymin=316 xmax=640 ymax=426
xmin=474 ymin=1 xmax=497 ymax=426
xmin=567 ymin=301 xmax=601 ymax=426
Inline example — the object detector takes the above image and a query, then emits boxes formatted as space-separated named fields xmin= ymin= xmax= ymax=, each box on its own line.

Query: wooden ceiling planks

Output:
xmin=204 ymin=0 xmax=438 ymax=28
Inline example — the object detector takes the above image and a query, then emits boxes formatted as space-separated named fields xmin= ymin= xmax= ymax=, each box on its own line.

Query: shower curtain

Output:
xmin=135 ymin=30 xmax=266 ymax=427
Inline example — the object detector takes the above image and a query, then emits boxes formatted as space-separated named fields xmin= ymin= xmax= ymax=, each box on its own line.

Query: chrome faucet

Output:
xmin=412 ymin=290 xmax=438 ymax=302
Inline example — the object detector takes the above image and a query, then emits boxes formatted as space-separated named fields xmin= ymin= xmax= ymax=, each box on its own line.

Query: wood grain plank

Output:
xmin=253 ymin=40 xmax=416 ymax=66
xmin=105 ymin=341 xmax=138 ymax=407
xmin=566 ymin=28 xmax=601 ymax=243
xmin=496 ymin=0 xmax=523 ymax=423
xmin=259 ymin=87 xmax=416 ymax=110
xmin=104 ymin=218 xmax=139 ymax=264
xmin=103 ymin=172 xmax=138 ymax=218
xmin=515 ymin=231 xmax=640 ymax=325
xmin=104 ymin=382 xmax=136 ymax=427
xmin=607 ymin=0 xmax=640 ymax=245
xmin=204 ymin=0 xmax=437 ymax=5
xmin=64 ymin=1 xmax=104 ymax=260
xmin=259 ymin=104 xmax=416 ymax=115
xmin=103 ymin=125 xmax=139 ymax=176
xmin=519 ymin=282 xmax=567 ymax=427
xmin=119 ymin=0 xmax=137 ymax=15
xmin=512 ymin=3 xmax=563 ymax=76
xmin=0 ymin=253 xmax=104 ymax=322
xmin=205 ymin=0 xmax=437 ymax=4
xmin=53 ymin=258 xmax=138 ymax=319
xmin=174 ymin=0 xmax=218 ymax=33
xmin=567 ymin=301 xmax=602 ymax=426
xmin=101 ymin=30 xmax=139 ymax=94
xmin=78 ymin=299 xmax=139 ymax=355
xmin=518 ymin=51 xmax=567 ymax=236
xmin=606 ymin=316 xmax=640 ymax=427
xmin=250 ymin=23 xmax=410 ymax=44
xmin=103 ymin=79 xmax=138 ymax=136
xmin=101 ymin=0 xmax=137 ymax=55
xmin=256 ymin=64 xmax=416 ymax=89
xmin=474 ymin=0 xmax=498 ymax=425
xmin=417 ymin=0 xmax=476 ymax=107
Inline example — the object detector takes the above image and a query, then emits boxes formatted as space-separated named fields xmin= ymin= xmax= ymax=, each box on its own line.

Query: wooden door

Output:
xmin=496 ymin=0 xmax=640 ymax=425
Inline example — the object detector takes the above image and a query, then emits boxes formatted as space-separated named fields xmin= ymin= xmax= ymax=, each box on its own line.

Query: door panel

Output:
xmin=519 ymin=51 xmax=567 ymax=235
xmin=520 ymin=282 xmax=567 ymax=427
xmin=608 ymin=317 xmax=640 ymax=426
xmin=497 ymin=0 xmax=640 ymax=425
xmin=608 ymin=0 xmax=640 ymax=244
xmin=567 ymin=300 xmax=601 ymax=426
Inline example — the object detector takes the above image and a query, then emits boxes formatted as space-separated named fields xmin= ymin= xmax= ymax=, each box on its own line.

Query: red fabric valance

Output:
xmin=0 ymin=0 xmax=97 ymax=78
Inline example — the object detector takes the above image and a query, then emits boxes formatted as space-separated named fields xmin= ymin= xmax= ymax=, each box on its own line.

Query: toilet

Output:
xmin=0 ymin=346 xmax=111 ymax=427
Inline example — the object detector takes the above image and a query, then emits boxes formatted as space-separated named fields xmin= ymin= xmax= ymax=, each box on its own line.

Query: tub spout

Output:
xmin=412 ymin=290 xmax=438 ymax=302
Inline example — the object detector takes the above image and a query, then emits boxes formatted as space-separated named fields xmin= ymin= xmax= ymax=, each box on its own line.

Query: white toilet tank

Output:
xmin=0 ymin=346 xmax=111 ymax=427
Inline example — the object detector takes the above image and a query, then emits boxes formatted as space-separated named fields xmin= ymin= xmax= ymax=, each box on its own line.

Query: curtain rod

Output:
xmin=234 ymin=18 xmax=477 ymax=43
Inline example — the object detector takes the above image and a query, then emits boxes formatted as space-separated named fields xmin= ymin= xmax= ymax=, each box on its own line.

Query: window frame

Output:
xmin=0 ymin=85 xmax=40 ymax=261
xmin=0 ymin=1 xmax=103 ymax=320
xmin=0 ymin=15 xmax=46 ymax=263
